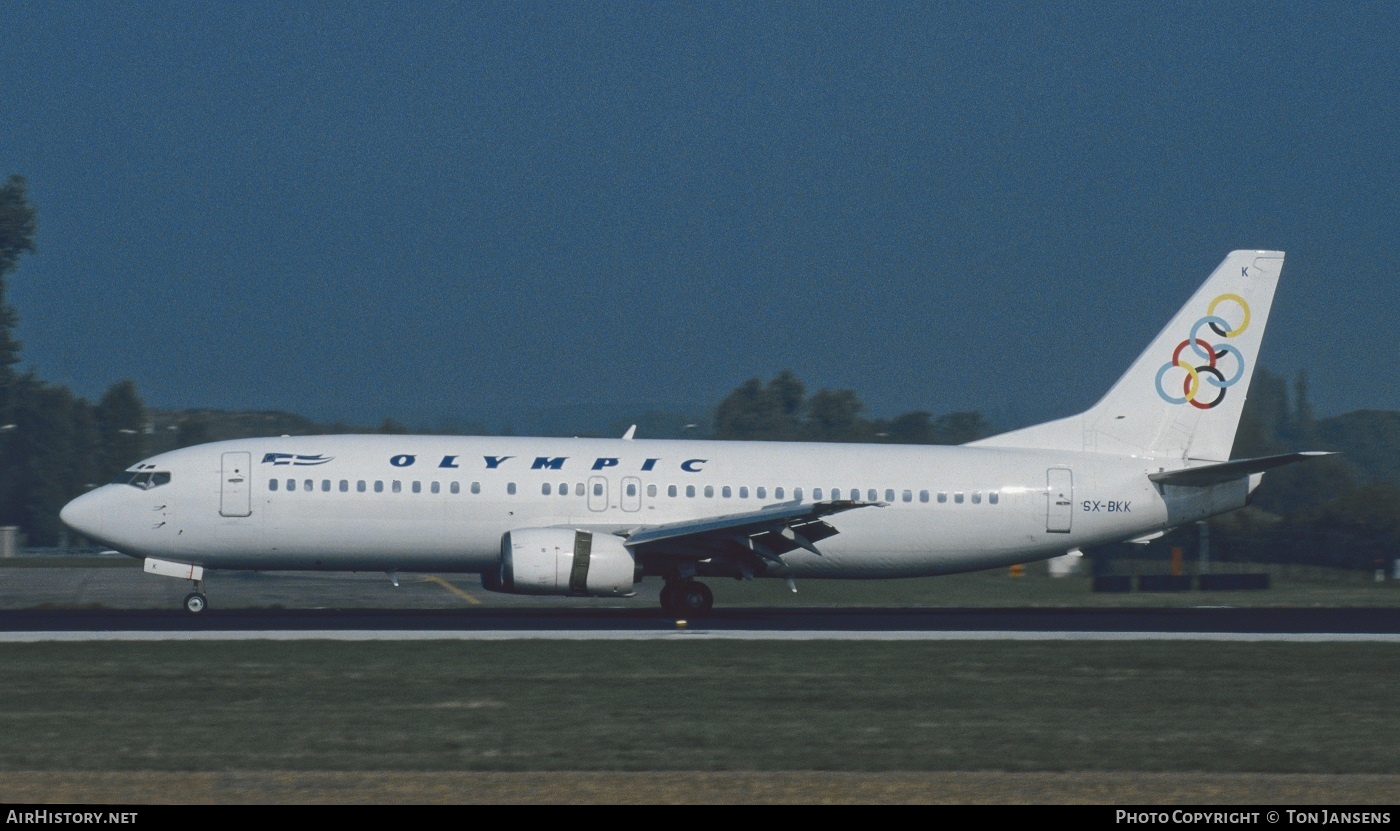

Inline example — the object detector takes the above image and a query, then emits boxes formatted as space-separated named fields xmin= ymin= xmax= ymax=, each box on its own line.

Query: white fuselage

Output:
xmin=59 ymin=433 xmax=1237 ymax=579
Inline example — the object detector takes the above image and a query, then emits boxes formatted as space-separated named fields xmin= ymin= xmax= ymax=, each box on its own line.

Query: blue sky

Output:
xmin=2 ymin=2 xmax=1396 ymax=430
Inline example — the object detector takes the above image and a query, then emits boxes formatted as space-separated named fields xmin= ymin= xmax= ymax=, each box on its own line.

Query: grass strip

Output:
xmin=0 ymin=640 xmax=1395 ymax=773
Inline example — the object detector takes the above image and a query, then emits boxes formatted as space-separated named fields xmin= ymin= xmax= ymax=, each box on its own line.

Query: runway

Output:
xmin=3 ymin=606 xmax=1399 ymax=641
xmin=3 ymin=564 xmax=1398 ymax=641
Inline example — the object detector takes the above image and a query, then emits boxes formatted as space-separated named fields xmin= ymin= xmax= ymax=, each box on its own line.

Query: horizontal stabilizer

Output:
xmin=1148 ymin=452 xmax=1333 ymax=487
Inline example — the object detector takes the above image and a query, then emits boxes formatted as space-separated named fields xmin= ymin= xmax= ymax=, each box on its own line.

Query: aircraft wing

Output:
xmin=617 ymin=500 xmax=883 ymax=567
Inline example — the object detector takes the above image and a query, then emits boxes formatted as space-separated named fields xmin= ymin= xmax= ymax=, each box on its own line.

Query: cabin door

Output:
xmin=220 ymin=452 xmax=252 ymax=517
xmin=1046 ymin=468 xmax=1072 ymax=533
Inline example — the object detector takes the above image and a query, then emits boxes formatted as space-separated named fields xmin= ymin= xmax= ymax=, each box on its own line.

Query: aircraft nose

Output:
xmin=59 ymin=490 xmax=106 ymax=540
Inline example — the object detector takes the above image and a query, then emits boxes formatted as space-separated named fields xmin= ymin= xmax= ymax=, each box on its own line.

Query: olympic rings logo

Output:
xmin=1154 ymin=293 xmax=1251 ymax=410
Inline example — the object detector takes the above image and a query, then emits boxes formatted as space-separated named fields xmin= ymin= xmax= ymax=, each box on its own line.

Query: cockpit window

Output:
xmin=112 ymin=470 xmax=172 ymax=490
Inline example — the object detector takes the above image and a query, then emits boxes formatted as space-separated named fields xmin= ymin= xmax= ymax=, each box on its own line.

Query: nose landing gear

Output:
xmin=144 ymin=558 xmax=211 ymax=615
xmin=183 ymin=591 xmax=208 ymax=614
xmin=183 ymin=578 xmax=208 ymax=615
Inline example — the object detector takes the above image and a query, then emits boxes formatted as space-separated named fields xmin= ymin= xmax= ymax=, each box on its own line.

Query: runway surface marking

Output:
xmin=4 ymin=630 xmax=1400 ymax=642
xmin=424 ymin=575 xmax=481 ymax=605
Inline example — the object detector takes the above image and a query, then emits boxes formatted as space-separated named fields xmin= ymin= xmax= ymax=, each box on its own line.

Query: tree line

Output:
xmin=1 ymin=172 xmax=1396 ymax=566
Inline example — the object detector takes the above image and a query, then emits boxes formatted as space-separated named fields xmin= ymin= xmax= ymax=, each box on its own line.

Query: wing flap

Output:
xmin=622 ymin=500 xmax=881 ymax=562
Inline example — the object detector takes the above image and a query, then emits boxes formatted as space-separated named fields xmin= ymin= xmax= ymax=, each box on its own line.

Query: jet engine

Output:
xmin=482 ymin=528 xmax=637 ymax=597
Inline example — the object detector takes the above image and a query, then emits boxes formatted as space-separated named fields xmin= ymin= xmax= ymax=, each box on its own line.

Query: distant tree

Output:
xmin=377 ymin=418 xmax=409 ymax=435
xmin=1233 ymin=368 xmax=1289 ymax=457
xmin=714 ymin=372 xmax=811 ymax=440
xmin=95 ymin=380 xmax=147 ymax=480
xmin=4 ymin=379 xmax=99 ymax=545
xmin=767 ymin=371 xmax=805 ymax=434
xmin=0 ymin=174 xmax=37 ymax=413
xmin=930 ymin=411 xmax=992 ymax=445
xmin=607 ymin=410 xmax=705 ymax=440
xmin=714 ymin=378 xmax=787 ymax=440
xmin=1310 ymin=482 xmax=1400 ymax=570
xmin=881 ymin=411 xmax=936 ymax=444
xmin=1292 ymin=370 xmax=1317 ymax=445
xmin=803 ymin=389 xmax=867 ymax=442
xmin=174 ymin=414 xmax=213 ymax=448
xmin=1316 ymin=410 xmax=1400 ymax=486
xmin=0 ymin=175 xmax=36 ymax=278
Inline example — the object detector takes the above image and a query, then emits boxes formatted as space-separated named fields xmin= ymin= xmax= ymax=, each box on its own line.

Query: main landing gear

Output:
xmin=660 ymin=579 xmax=713 ymax=617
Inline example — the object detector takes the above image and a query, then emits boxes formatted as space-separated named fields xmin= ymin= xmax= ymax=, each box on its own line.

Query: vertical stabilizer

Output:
xmin=971 ymin=250 xmax=1284 ymax=462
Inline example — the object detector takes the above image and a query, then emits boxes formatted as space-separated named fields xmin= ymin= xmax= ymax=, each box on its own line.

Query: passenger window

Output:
xmin=431 ymin=481 xmax=440 ymax=494
xmin=831 ymin=488 xmax=840 ymax=500
xmin=920 ymin=490 xmax=929 ymax=503
xmin=739 ymin=486 xmax=749 ymax=499
xmin=885 ymin=489 xmax=895 ymax=502
xmin=593 ymin=482 xmax=603 ymax=496
xmin=972 ymin=491 xmax=982 ymax=504
xmin=575 ymin=483 xmax=584 ymax=496
xmin=813 ymin=488 xmax=823 ymax=500
xmin=304 ymin=479 xmax=313 ymax=492
xmin=989 ymin=492 xmax=999 ymax=505
xmin=938 ymin=492 xmax=947 ymax=503
xmin=322 ymin=480 xmax=331 ymax=492
xmin=471 ymin=482 xmax=481 ymax=494
xmin=560 ymin=483 xmax=569 ymax=497
xmin=794 ymin=487 xmax=804 ymax=502
xmin=374 ymin=481 xmax=384 ymax=493
xmin=451 ymin=482 xmax=461 ymax=494
xmin=647 ymin=484 xmax=657 ymax=497
xmin=627 ymin=482 xmax=637 ymax=497
xmin=269 ymin=479 xmax=279 ymax=492
xmin=339 ymin=480 xmax=349 ymax=493
xmin=757 ymin=487 xmax=767 ymax=499
xmin=392 ymin=481 xmax=402 ymax=494
xmin=357 ymin=480 xmax=366 ymax=493
xmin=686 ymin=485 xmax=696 ymax=498
xmin=954 ymin=492 xmax=964 ymax=504
xmin=668 ymin=485 xmax=678 ymax=497
xmin=412 ymin=481 xmax=421 ymax=494
xmin=775 ymin=487 xmax=784 ymax=499
xmin=508 ymin=482 xmax=517 ymax=495
xmin=903 ymin=490 xmax=912 ymax=503
xmin=721 ymin=486 xmax=731 ymax=498
xmin=287 ymin=479 xmax=296 ymax=492
xmin=704 ymin=485 xmax=714 ymax=498
xmin=868 ymin=489 xmax=877 ymax=502
xmin=542 ymin=483 xmax=552 ymax=496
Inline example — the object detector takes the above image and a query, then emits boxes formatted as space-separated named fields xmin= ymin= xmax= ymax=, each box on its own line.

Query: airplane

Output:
xmin=60 ymin=250 xmax=1325 ymax=615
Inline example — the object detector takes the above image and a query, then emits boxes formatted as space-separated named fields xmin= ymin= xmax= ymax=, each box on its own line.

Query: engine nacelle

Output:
xmin=482 ymin=528 xmax=636 ymax=597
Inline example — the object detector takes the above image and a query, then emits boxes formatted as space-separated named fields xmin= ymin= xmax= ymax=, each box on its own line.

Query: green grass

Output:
xmin=0 ymin=641 xmax=1396 ymax=773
